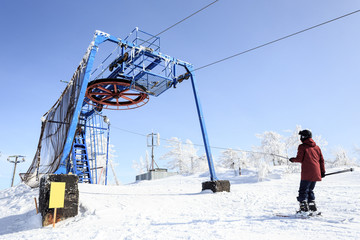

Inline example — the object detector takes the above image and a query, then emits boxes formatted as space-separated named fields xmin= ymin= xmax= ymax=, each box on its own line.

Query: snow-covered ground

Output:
xmin=0 ymin=167 xmax=359 ymax=240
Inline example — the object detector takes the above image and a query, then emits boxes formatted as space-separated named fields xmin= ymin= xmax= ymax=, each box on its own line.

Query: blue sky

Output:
xmin=1 ymin=0 xmax=360 ymax=189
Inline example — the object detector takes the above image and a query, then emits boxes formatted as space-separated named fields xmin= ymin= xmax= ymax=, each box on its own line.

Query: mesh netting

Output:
xmin=20 ymin=43 xmax=94 ymax=188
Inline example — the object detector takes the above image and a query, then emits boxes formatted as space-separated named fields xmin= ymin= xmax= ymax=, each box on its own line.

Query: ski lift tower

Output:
xmin=22 ymin=28 xmax=229 ymax=192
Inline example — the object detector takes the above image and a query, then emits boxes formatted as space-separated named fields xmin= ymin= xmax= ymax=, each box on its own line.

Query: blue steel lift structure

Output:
xmin=54 ymin=29 xmax=219 ymax=185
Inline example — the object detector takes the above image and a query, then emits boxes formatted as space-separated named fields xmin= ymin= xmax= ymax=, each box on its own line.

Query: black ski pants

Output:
xmin=297 ymin=180 xmax=316 ymax=202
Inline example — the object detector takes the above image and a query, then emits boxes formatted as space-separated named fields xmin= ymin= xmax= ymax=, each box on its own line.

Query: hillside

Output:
xmin=0 ymin=167 xmax=359 ymax=240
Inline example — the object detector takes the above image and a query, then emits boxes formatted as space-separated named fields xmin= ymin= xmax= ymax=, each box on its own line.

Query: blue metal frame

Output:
xmin=188 ymin=67 xmax=218 ymax=181
xmin=55 ymin=29 xmax=219 ymax=183
xmin=105 ymin=124 xmax=110 ymax=185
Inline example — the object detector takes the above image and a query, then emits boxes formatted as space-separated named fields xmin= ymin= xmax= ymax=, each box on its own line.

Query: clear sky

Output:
xmin=1 ymin=0 xmax=360 ymax=189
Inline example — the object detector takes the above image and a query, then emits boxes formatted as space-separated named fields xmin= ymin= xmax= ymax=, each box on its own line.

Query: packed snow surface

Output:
xmin=0 ymin=167 xmax=359 ymax=240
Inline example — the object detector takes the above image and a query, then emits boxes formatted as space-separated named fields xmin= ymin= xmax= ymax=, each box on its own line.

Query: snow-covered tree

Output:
xmin=193 ymin=154 xmax=209 ymax=173
xmin=285 ymin=125 xmax=302 ymax=157
xmin=161 ymin=138 xmax=200 ymax=174
xmin=132 ymin=156 xmax=148 ymax=174
xmin=251 ymin=127 xmax=302 ymax=179
xmin=132 ymin=150 xmax=152 ymax=175
xmin=313 ymin=135 xmax=328 ymax=152
xmin=182 ymin=139 xmax=199 ymax=174
xmin=247 ymin=148 xmax=271 ymax=181
xmin=161 ymin=137 xmax=186 ymax=174
xmin=238 ymin=151 xmax=250 ymax=168
xmin=107 ymin=143 xmax=120 ymax=185
xmin=353 ymin=146 xmax=360 ymax=166
xmin=255 ymin=131 xmax=287 ymax=166
xmin=218 ymin=148 xmax=249 ymax=175
xmin=256 ymin=158 xmax=271 ymax=181
xmin=218 ymin=148 xmax=239 ymax=169
xmin=145 ymin=150 xmax=150 ymax=171
xmin=331 ymin=147 xmax=355 ymax=167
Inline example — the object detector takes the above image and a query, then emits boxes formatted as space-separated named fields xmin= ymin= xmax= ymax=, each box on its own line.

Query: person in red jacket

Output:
xmin=289 ymin=130 xmax=326 ymax=212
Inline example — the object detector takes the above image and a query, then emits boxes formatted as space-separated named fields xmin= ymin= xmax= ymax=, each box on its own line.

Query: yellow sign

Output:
xmin=49 ymin=182 xmax=66 ymax=209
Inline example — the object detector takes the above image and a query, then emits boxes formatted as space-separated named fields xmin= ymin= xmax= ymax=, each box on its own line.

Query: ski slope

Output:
xmin=0 ymin=167 xmax=359 ymax=240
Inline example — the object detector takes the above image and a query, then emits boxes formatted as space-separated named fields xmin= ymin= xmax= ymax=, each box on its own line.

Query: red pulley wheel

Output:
xmin=85 ymin=79 xmax=149 ymax=110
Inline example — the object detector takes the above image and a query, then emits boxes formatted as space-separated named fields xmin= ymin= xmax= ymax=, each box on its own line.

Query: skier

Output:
xmin=289 ymin=130 xmax=326 ymax=213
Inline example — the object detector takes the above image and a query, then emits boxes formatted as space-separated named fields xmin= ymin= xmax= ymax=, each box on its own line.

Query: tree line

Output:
xmin=133 ymin=125 xmax=358 ymax=179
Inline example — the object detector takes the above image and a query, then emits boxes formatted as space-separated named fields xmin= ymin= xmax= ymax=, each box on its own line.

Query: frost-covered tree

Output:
xmin=182 ymin=139 xmax=199 ymax=173
xmin=107 ymin=144 xmax=120 ymax=185
xmin=255 ymin=131 xmax=287 ymax=166
xmin=193 ymin=154 xmax=209 ymax=173
xmin=132 ymin=150 xmax=151 ymax=175
xmin=218 ymin=149 xmax=249 ymax=174
xmin=251 ymin=127 xmax=299 ymax=178
xmin=238 ymin=151 xmax=250 ymax=168
xmin=161 ymin=137 xmax=185 ymax=173
xmin=353 ymin=146 xmax=360 ymax=166
xmin=285 ymin=125 xmax=302 ymax=157
xmin=257 ymin=158 xmax=271 ymax=181
xmin=160 ymin=138 xmax=202 ymax=174
xmin=161 ymin=137 xmax=198 ymax=174
xmin=283 ymin=125 xmax=304 ymax=173
xmin=248 ymin=149 xmax=271 ymax=181
xmin=331 ymin=147 xmax=355 ymax=167
xmin=218 ymin=148 xmax=239 ymax=168
xmin=313 ymin=135 xmax=328 ymax=152
xmin=145 ymin=150 xmax=150 ymax=171
xmin=132 ymin=156 xmax=148 ymax=174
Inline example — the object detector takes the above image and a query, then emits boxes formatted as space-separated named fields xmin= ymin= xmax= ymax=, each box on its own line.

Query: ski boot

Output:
xmin=307 ymin=201 xmax=321 ymax=216
xmin=308 ymin=201 xmax=317 ymax=212
xmin=297 ymin=201 xmax=309 ymax=214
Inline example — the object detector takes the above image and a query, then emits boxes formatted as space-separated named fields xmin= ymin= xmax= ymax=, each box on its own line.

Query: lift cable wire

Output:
xmin=111 ymin=124 xmax=289 ymax=160
xmin=144 ymin=0 xmax=219 ymax=43
xmin=111 ymin=125 xmax=148 ymax=137
xmin=194 ymin=9 xmax=360 ymax=72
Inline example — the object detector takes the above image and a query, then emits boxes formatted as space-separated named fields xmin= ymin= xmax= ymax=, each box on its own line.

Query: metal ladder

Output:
xmin=72 ymin=128 xmax=92 ymax=183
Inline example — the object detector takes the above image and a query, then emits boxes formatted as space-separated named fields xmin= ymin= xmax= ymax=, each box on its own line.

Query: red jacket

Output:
xmin=291 ymin=138 xmax=325 ymax=182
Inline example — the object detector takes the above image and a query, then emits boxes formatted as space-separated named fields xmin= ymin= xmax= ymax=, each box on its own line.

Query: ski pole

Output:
xmin=324 ymin=168 xmax=354 ymax=177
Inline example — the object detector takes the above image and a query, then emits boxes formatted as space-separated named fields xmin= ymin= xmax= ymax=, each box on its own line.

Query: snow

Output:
xmin=1 ymin=167 xmax=359 ymax=240
xmin=94 ymin=30 xmax=110 ymax=38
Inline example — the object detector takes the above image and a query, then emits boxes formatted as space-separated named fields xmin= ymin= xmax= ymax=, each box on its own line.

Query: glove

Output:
xmin=289 ymin=158 xmax=295 ymax=163
xmin=321 ymin=172 xmax=326 ymax=178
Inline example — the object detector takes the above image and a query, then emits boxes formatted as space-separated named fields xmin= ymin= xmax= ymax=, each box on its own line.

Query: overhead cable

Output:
xmin=194 ymin=9 xmax=360 ymax=71
xmin=144 ymin=0 xmax=219 ymax=43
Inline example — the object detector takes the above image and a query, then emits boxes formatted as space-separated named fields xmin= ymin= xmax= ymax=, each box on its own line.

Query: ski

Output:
xmin=275 ymin=211 xmax=321 ymax=219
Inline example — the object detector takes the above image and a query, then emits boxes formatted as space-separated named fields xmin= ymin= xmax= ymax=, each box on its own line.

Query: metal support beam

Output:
xmin=105 ymin=124 xmax=110 ymax=185
xmin=56 ymin=32 xmax=109 ymax=174
xmin=188 ymin=67 xmax=218 ymax=181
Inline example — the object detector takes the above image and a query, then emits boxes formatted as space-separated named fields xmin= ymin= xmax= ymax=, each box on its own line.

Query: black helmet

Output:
xmin=299 ymin=130 xmax=312 ymax=141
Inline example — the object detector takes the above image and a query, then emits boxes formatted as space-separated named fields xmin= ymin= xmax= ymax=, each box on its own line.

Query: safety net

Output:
xmin=20 ymin=43 xmax=94 ymax=187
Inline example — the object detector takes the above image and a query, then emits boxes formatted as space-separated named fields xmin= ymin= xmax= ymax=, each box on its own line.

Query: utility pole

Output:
xmin=147 ymin=132 xmax=160 ymax=170
xmin=7 ymin=155 xmax=26 ymax=187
